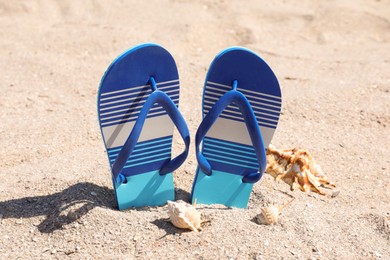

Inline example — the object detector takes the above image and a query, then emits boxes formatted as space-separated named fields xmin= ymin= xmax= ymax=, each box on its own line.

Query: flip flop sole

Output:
xmin=98 ymin=43 xmax=180 ymax=209
xmin=191 ymin=47 xmax=282 ymax=208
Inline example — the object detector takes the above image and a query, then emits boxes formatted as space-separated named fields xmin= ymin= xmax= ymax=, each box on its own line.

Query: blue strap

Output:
xmin=111 ymin=90 xmax=190 ymax=185
xmin=195 ymin=89 xmax=266 ymax=183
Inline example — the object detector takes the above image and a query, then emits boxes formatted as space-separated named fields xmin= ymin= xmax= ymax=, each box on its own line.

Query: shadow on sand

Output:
xmin=0 ymin=182 xmax=116 ymax=233
xmin=0 ymin=183 xmax=194 ymax=235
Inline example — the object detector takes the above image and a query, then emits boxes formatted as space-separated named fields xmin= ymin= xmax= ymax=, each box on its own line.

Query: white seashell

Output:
xmin=255 ymin=198 xmax=295 ymax=225
xmin=167 ymin=200 xmax=201 ymax=232
xmin=256 ymin=204 xmax=280 ymax=225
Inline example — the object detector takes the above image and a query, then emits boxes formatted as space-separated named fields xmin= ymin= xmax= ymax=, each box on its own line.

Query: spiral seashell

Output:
xmin=167 ymin=200 xmax=201 ymax=232
xmin=255 ymin=198 xmax=295 ymax=225
xmin=256 ymin=204 xmax=280 ymax=225
xmin=265 ymin=145 xmax=336 ymax=195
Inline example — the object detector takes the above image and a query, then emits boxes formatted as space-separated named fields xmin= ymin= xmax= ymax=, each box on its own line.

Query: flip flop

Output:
xmin=191 ymin=47 xmax=282 ymax=208
xmin=98 ymin=43 xmax=190 ymax=210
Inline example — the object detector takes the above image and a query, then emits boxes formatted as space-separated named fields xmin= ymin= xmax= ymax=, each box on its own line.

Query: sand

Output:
xmin=0 ymin=0 xmax=389 ymax=259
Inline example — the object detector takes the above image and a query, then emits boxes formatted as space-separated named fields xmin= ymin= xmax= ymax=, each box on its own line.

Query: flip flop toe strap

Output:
xmin=111 ymin=87 xmax=190 ymax=185
xmin=195 ymin=88 xmax=266 ymax=183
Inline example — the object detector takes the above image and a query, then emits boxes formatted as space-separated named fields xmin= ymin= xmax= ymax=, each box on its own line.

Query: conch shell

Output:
xmin=167 ymin=200 xmax=201 ymax=232
xmin=266 ymin=145 xmax=336 ymax=195
xmin=256 ymin=204 xmax=280 ymax=225
xmin=256 ymin=198 xmax=295 ymax=225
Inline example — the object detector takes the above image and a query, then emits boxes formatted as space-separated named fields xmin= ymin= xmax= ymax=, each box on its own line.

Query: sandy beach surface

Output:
xmin=0 ymin=0 xmax=389 ymax=259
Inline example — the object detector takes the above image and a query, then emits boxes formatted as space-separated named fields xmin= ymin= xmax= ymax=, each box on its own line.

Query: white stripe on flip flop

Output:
xmin=204 ymin=107 xmax=279 ymax=124
xmin=204 ymin=94 xmax=281 ymax=110
xmin=101 ymin=84 xmax=149 ymax=97
xmin=100 ymin=94 xmax=179 ymax=117
xmin=205 ymin=117 xmax=276 ymax=147
xmin=212 ymin=112 xmax=278 ymax=128
xmin=205 ymin=85 xmax=281 ymax=106
xmin=100 ymin=109 xmax=168 ymax=127
xmin=212 ymin=113 xmax=278 ymax=128
xmin=100 ymin=96 xmax=179 ymax=117
xmin=203 ymin=103 xmax=280 ymax=122
xmin=100 ymin=87 xmax=178 ymax=108
xmin=207 ymin=81 xmax=282 ymax=100
xmin=100 ymin=87 xmax=149 ymax=101
xmin=203 ymin=102 xmax=280 ymax=117
xmin=100 ymin=91 xmax=179 ymax=112
xmin=238 ymin=88 xmax=281 ymax=102
xmin=102 ymin=115 xmax=174 ymax=149
xmin=101 ymin=79 xmax=179 ymax=97
xmin=100 ymin=84 xmax=179 ymax=103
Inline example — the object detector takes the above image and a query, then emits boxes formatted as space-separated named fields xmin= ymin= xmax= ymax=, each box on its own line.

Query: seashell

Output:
xmin=265 ymin=145 xmax=336 ymax=195
xmin=167 ymin=200 xmax=201 ymax=232
xmin=255 ymin=198 xmax=295 ymax=225
xmin=256 ymin=204 xmax=280 ymax=225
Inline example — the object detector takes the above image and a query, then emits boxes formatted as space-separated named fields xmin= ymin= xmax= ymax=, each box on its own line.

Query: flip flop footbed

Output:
xmin=191 ymin=48 xmax=282 ymax=208
xmin=98 ymin=44 xmax=180 ymax=209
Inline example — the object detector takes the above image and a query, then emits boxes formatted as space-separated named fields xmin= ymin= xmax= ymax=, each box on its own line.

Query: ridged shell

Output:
xmin=256 ymin=205 xmax=280 ymax=225
xmin=167 ymin=200 xmax=201 ymax=232
xmin=266 ymin=145 xmax=336 ymax=195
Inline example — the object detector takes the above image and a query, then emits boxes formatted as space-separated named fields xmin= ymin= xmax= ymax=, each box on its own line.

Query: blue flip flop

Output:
xmin=98 ymin=43 xmax=190 ymax=210
xmin=191 ymin=47 xmax=282 ymax=208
